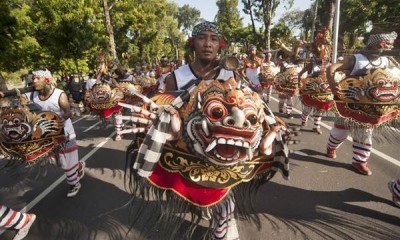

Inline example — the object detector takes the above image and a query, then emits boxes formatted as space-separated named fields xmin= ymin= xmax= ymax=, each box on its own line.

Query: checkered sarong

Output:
xmin=134 ymin=81 xmax=198 ymax=177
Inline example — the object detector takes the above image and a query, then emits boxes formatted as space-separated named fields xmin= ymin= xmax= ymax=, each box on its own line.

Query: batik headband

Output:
xmin=192 ymin=21 xmax=220 ymax=38
xmin=367 ymin=31 xmax=397 ymax=47
xmin=32 ymin=69 xmax=52 ymax=79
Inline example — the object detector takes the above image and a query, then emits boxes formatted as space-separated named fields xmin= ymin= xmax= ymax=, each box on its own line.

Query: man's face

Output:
xmin=249 ymin=48 xmax=257 ymax=56
xmin=194 ymin=31 xmax=220 ymax=62
xmin=32 ymin=76 xmax=46 ymax=90
xmin=161 ymin=60 xmax=168 ymax=66
xmin=381 ymin=40 xmax=395 ymax=49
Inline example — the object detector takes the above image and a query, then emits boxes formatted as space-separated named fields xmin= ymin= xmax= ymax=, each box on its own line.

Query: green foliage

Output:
xmin=215 ymin=0 xmax=243 ymax=45
xmin=175 ymin=4 xmax=202 ymax=35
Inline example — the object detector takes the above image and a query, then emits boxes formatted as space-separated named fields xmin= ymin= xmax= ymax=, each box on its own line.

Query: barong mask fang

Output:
xmin=184 ymin=78 xmax=265 ymax=166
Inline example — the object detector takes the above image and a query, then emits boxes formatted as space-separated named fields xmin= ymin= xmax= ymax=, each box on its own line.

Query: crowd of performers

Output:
xmin=0 ymin=20 xmax=400 ymax=239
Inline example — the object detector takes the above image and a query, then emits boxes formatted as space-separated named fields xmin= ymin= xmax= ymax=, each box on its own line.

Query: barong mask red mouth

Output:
xmin=185 ymin=79 xmax=264 ymax=166
xmin=367 ymin=74 xmax=400 ymax=102
xmin=92 ymin=88 xmax=111 ymax=102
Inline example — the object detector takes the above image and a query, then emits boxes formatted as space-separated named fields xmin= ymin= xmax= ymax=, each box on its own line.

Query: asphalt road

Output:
xmin=1 ymin=93 xmax=399 ymax=240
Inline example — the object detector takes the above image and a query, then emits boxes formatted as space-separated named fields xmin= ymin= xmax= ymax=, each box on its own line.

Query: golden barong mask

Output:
xmin=85 ymin=83 xmax=123 ymax=110
xmin=182 ymin=78 xmax=266 ymax=166
xmin=275 ymin=67 xmax=302 ymax=87
xmin=0 ymin=105 xmax=65 ymax=162
xmin=337 ymin=68 xmax=400 ymax=104
xmin=117 ymin=82 xmax=143 ymax=97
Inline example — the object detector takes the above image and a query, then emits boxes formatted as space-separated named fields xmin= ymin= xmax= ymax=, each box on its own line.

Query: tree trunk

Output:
xmin=327 ymin=0 xmax=335 ymax=33
xmin=311 ymin=0 xmax=319 ymax=41
xmin=103 ymin=0 xmax=117 ymax=61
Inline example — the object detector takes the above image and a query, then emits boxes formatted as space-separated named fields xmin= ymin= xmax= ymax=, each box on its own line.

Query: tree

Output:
xmin=175 ymin=4 xmax=202 ymax=36
xmin=103 ymin=0 xmax=118 ymax=61
xmin=215 ymin=0 xmax=243 ymax=47
xmin=0 ymin=1 xmax=41 ymax=72
xmin=241 ymin=0 xmax=294 ymax=50
xmin=279 ymin=10 xmax=305 ymax=33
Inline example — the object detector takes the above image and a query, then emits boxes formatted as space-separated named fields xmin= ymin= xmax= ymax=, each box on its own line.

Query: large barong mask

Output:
xmin=335 ymin=67 xmax=400 ymax=126
xmin=299 ymin=75 xmax=335 ymax=111
xmin=0 ymin=105 xmax=65 ymax=162
xmin=274 ymin=66 xmax=302 ymax=95
xmin=121 ymin=77 xmax=289 ymax=193
xmin=183 ymin=78 xmax=265 ymax=166
xmin=120 ymin=77 xmax=293 ymax=240
xmin=85 ymin=83 xmax=124 ymax=110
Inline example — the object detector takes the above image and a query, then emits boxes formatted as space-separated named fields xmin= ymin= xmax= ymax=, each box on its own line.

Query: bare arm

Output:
xmin=59 ymin=92 xmax=72 ymax=120
xmin=326 ymin=56 xmax=354 ymax=95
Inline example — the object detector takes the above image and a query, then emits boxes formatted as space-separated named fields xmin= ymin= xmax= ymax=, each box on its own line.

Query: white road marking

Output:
xmin=72 ymin=115 xmax=88 ymax=124
xmin=271 ymin=96 xmax=400 ymax=167
xmin=21 ymin=131 xmax=115 ymax=213
xmin=83 ymin=121 xmax=102 ymax=132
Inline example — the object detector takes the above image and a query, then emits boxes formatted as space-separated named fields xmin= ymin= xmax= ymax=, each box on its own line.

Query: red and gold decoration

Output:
xmin=299 ymin=27 xmax=335 ymax=111
xmin=274 ymin=66 xmax=302 ymax=95
xmin=84 ymin=83 xmax=124 ymax=118
xmin=0 ymin=105 xmax=65 ymax=163
xmin=335 ymin=67 xmax=400 ymax=127
xmin=260 ymin=65 xmax=280 ymax=89
xmin=123 ymin=77 xmax=289 ymax=206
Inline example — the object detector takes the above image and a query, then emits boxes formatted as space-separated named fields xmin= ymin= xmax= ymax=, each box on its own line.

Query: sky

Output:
xmin=172 ymin=0 xmax=313 ymax=26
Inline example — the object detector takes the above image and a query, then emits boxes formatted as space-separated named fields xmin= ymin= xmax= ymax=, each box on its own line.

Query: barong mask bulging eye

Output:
xmin=184 ymin=78 xmax=265 ymax=166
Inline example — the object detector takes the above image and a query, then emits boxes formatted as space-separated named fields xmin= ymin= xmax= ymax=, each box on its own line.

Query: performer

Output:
xmin=155 ymin=56 xmax=174 ymax=92
xmin=112 ymin=67 xmax=132 ymax=141
xmin=260 ymin=52 xmax=279 ymax=103
xmin=241 ymin=44 xmax=263 ymax=90
xmin=122 ymin=21 xmax=293 ymax=240
xmin=326 ymin=31 xmax=398 ymax=175
xmin=22 ymin=69 xmax=84 ymax=196
xmin=388 ymin=179 xmax=400 ymax=208
xmin=298 ymin=28 xmax=334 ymax=135
xmin=0 ymin=205 xmax=36 ymax=240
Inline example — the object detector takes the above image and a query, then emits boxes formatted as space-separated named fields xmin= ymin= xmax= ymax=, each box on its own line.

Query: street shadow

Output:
xmin=243 ymin=182 xmax=400 ymax=240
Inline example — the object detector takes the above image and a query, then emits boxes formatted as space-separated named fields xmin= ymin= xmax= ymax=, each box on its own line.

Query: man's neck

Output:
xmin=191 ymin=59 xmax=218 ymax=78
xmin=38 ymin=86 xmax=54 ymax=99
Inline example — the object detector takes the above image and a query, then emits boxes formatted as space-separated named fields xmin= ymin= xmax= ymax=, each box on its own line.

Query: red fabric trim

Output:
xmin=59 ymin=145 xmax=78 ymax=154
xmin=148 ymin=164 xmax=230 ymax=207
xmin=353 ymin=139 xmax=372 ymax=146
xmin=274 ymin=84 xmax=297 ymax=95
xmin=353 ymin=151 xmax=368 ymax=158
xmin=64 ymin=162 xmax=79 ymax=172
xmin=333 ymin=123 xmax=347 ymax=129
xmin=335 ymin=102 xmax=400 ymax=126
xmin=301 ymin=94 xmax=334 ymax=111
xmin=25 ymin=136 xmax=66 ymax=162
xmin=101 ymin=105 xmax=123 ymax=119
xmin=4 ymin=211 xmax=17 ymax=227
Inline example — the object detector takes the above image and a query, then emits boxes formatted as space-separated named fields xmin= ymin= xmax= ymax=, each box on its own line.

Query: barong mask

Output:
xmin=335 ymin=67 xmax=400 ymax=127
xmin=0 ymin=105 xmax=65 ymax=163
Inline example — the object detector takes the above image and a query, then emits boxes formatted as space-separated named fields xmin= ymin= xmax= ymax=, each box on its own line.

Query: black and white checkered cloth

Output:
xmin=134 ymin=81 xmax=198 ymax=177
xmin=367 ymin=31 xmax=397 ymax=47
